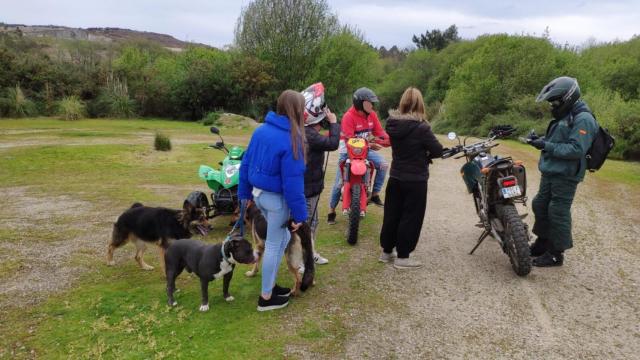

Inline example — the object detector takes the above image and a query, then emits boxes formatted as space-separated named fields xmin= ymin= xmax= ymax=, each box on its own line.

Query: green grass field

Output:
xmin=0 ymin=118 xmax=387 ymax=359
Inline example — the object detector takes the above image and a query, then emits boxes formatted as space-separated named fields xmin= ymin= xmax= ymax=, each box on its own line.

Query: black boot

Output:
xmin=532 ymin=251 xmax=564 ymax=267
xmin=530 ymin=237 xmax=549 ymax=257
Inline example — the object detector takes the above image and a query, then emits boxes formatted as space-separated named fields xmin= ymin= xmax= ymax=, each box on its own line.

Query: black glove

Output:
xmin=526 ymin=130 xmax=540 ymax=142
xmin=530 ymin=138 xmax=546 ymax=150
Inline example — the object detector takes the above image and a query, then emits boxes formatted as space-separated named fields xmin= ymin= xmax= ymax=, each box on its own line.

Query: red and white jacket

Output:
xmin=339 ymin=106 xmax=390 ymax=153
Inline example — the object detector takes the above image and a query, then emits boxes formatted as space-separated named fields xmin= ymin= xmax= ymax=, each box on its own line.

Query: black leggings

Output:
xmin=379 ymin=178 xmax=428 ymax=258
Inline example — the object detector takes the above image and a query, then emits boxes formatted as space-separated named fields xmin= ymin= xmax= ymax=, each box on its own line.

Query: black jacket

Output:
xmin=304 ymin=122 xmax=340 ymax=197
xmin=385 ymin=111 xmax=443 ymax=182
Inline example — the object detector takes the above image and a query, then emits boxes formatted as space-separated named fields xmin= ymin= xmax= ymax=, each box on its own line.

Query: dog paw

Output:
xmin=142 ymin=264 xmax=154 ymax=271
xmin=107 ymin=260 xmax=116 ymax=266
xmin=199 ymin=304 xmax=209 ymax=312
xmin=169 ymin=301 xmax=178 ymax=307
xmin=224 ymin=296 xmax=235 ymax=302
xmin=245 ymin=270 xmax=256 ymax=277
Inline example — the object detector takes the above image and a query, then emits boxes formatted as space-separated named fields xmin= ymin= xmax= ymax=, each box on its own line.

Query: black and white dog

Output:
xmin=164 ymin=234 xmax=256 ymax=311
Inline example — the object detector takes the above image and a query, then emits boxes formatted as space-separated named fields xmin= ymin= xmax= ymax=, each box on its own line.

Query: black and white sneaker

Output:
xmin=272 ymin=284 xmax=291 ymax=297
xmin=257 ymin=295 xmax=289 ymax=312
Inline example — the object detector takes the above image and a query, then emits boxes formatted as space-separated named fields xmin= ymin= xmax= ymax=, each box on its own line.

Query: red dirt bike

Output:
xmin=339 ymin=136 xmax=380 ymax=245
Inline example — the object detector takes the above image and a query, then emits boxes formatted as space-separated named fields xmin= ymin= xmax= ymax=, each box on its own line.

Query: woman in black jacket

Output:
xmin=379 ymin=87 xmax=443 ymax=269
xmin=302 ymin=83 xmax=339 ymax=265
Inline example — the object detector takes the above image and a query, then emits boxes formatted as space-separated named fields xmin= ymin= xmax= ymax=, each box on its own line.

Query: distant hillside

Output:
xmin=0 ymin=23 xmax=209 ymax=50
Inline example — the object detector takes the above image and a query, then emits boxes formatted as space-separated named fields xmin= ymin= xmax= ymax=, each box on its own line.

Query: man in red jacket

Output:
xmin=327 ymin=87 xmax=390 ymax=225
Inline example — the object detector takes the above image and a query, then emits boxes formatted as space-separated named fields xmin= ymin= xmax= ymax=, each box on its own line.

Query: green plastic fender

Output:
xmin=461 ymin=162 xmax=481 ymax=194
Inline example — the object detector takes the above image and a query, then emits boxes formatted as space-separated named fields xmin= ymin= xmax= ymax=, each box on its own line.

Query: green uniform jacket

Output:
xmin=539 ymin=100 xmax=598 ymax=182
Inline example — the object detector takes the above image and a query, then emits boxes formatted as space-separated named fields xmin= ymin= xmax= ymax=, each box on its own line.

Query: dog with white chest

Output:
xmin=164 ymin=234 xmax=257 ymax=311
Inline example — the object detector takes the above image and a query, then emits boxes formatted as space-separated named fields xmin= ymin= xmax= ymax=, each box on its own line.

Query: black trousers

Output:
xmin=379 ymin=177 xmax=428 ymax=258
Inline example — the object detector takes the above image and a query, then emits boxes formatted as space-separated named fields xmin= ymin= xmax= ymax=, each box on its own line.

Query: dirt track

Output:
xmin=344 ymin=143 xmax=640 ymax=359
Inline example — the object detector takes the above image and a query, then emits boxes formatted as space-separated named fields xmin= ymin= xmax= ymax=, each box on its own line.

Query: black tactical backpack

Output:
xmin=571 ymin=110 xmax=615 ymax=172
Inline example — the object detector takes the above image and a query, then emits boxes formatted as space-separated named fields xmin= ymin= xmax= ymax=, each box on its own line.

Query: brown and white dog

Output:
xmin=244 ymin=203 xmax=315 ymax=296
xmin=107 ymin=201 xmax=210 ymax=270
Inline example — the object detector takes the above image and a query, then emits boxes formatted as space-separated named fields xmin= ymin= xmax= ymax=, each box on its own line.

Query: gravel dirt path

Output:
xmin=344 ymin=143 xmax=640 ymax=359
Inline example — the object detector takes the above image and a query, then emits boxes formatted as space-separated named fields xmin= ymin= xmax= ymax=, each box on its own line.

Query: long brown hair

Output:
xmin=398 ymin=87 xmax=426 ymax=121
xmin=277 ymin=90 xmax=307 ymax=161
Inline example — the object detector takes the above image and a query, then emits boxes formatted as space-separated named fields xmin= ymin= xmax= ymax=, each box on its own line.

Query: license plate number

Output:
xmin=501 ymin=185 xmax=521 ymax=198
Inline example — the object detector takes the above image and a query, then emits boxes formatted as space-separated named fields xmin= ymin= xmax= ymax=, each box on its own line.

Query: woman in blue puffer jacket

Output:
xmin=238 ymin=90 xmax=308 ymax=312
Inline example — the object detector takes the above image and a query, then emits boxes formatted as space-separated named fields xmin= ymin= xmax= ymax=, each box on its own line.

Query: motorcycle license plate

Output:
xmin=501 ymin=185 xmax=521 ymax=199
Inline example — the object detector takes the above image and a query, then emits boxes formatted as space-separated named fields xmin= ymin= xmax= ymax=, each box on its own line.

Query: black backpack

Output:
xmin=571 ymin=110 xmax=615 ymax=172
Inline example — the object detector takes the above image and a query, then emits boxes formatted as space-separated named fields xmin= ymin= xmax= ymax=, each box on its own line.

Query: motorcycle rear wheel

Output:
xmin=501 ymin=204 xmax=532 ymax=276
xmin=347 ymin=185 xmax=361 ymax=245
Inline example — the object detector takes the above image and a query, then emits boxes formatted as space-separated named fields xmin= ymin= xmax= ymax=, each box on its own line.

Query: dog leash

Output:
xmin=308 ymin=150 xmax=330 ymax=226
xmin=228 ymin=200 xmax=246 ymax=237
xmin=222 ymin=200 xmax=246 ymax=260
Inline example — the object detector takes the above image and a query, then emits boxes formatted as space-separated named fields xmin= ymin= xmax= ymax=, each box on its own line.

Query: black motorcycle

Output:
xmin=442 ymin=126 xmax=531 ymax=276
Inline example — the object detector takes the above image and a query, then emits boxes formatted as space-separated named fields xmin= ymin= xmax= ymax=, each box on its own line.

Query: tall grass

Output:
xmin=57 ymin=96 xmax=86 ymax=120
xmin=0 ymin=85 xmax=37 ymax=118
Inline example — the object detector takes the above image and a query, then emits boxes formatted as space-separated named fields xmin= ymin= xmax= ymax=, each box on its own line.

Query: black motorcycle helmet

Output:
xmin=536 ymin=76 xmax=581 ymax=119
xmin=353 ymin=87 xmax=379 ymax=115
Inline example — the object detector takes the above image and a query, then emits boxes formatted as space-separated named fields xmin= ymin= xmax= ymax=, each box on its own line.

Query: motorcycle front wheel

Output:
xmin=346 ymin=185 xmax=361 ymax=245
xmin=501 ymin=204 xmax=532 ymax=276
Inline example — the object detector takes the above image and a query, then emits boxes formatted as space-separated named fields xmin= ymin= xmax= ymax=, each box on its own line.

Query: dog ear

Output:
xmin=183 ymin=200 xmax=195 ymax=214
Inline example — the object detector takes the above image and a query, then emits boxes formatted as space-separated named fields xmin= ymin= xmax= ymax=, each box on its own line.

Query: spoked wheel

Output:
xmin=346 ymin=185 xmax=361 ymax=245
xmin=501 ymin=204 xmax=532 ymax=276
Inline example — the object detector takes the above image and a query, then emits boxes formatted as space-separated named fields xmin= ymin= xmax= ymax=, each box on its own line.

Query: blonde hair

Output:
xmin=277 ymin=90 xmax=307 ymax=162
xmin=398 ymin=87 xmax=426 ymax=121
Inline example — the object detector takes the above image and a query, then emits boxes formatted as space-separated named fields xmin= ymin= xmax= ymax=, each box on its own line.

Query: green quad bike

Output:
xmin=186 ymin=126 xmax=245 ymax=222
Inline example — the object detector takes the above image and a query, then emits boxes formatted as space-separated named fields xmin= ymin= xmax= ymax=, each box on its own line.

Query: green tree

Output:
xmin=307 ymin=30 xmax=381 ymax=111
xmin=412 ymin=25 xmax=460 ymax=51
xmin=234 ymin=0 xmax=339 ymax=90
xmin=440 ymin=35 xmax=570 ymax=134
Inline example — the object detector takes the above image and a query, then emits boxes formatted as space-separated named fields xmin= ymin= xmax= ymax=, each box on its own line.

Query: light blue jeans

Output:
xmin=254 ymin=190 xmax=291 ymax=296
xmin=329 ymin=151 xmax=388 ymax=210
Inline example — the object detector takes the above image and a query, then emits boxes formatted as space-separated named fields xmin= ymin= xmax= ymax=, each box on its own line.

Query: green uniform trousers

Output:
xmin=531 ymin=175 xmax=579 ymax=252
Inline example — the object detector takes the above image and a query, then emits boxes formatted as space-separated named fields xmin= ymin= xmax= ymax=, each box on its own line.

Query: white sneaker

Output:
xmin=378 ymin=251 xmax=395 ymax=263
xmin=314 ymin=253 xmax=329 ymax=265
xmin=393 ymin=257 xmax=423 ymax=269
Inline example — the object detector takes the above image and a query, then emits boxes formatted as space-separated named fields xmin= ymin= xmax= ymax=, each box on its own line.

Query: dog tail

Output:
xmin=130 ymin=202 xmax=144 ymax=209
xmin=298 ymin=222 xmax=315 ymax=292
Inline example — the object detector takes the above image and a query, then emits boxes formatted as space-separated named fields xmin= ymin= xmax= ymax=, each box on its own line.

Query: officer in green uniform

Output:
xmin=527 ymin=76 xmax=597 ymax=267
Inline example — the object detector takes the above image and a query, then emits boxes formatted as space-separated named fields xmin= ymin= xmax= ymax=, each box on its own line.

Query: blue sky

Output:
xmin=2 ymin=0 xmax=639 ymax=48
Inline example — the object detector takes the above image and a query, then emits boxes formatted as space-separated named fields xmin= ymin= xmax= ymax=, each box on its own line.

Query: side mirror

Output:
xmin=210 ymin=126 xmax=220 ymax=135
xmin=447 ymin=132 xmax=457 ymax=140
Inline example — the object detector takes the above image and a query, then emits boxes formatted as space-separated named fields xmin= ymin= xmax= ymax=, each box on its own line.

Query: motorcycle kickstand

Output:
xmin=469 ymin=229 xmax=491 ymax=255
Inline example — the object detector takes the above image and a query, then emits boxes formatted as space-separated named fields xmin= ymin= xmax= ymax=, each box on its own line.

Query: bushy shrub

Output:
xmin=202 ymin=111 xmax=222 ymax=126
xmin=154 ymin=132 xmax=172 ymax=151
xmin=89 ymin=73 xmax=137 ymax=118
xmin=57 ymin=96 xmax=85 ymax=120
xmin=583 ymin=87 xmax=640 ymax=159
xmin=0 ymin=85 xmax=37 ymax=118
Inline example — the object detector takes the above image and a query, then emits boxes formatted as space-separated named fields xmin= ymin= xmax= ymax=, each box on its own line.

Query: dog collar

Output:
xmin=221 ymin=240 xmax=230 ymax=262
